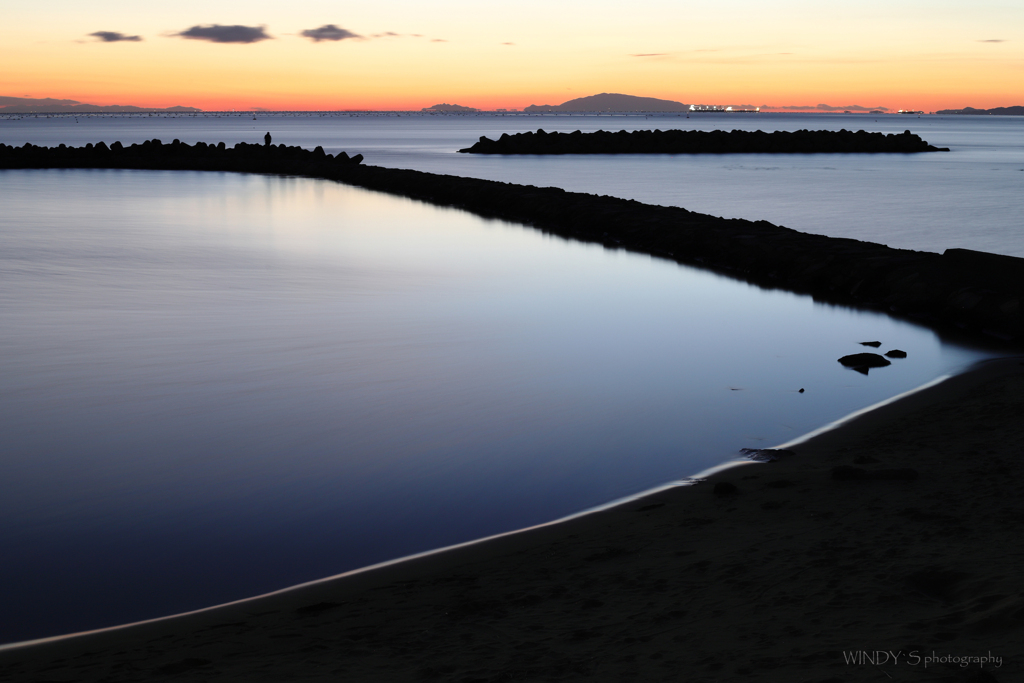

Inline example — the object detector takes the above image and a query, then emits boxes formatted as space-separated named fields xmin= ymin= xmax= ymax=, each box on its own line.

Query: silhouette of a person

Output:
xmin=264 ymin=132 xmax=272 ymax=146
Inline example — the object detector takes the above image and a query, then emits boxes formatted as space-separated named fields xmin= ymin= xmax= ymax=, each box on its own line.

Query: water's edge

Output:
xmin=0 ymin=365 xmax=981 ymax=652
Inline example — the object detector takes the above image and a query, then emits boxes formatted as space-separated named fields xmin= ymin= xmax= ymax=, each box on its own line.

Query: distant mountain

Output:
xmin=935 ymin=106 xmax=1024 ymax=116
xmin=524 ymin=93 xmax=689 ymax=112
xmin=422 ymin=103 xmax=478 ymax=112
xmin=0 ymin=96 xmax=200 ymax=113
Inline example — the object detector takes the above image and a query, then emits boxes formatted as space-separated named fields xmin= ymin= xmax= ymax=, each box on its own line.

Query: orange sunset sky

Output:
xmin=2 ymin=0 xmax=1021 ymax=111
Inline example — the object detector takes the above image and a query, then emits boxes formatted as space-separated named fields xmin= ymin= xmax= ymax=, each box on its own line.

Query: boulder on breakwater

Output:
xmin=458 ymin=128 xmax=950 ymax=154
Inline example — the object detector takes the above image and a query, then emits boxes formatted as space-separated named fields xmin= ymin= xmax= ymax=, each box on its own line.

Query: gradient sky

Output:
xmin=2 ymin=0 xmax=1020 ymax=111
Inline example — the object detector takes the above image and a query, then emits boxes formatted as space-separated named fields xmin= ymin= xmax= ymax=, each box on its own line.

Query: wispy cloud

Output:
xmin=630 ymin=53 xmax=667 ymax=57
xmin=365 ymin=31 xmax=446 ymax=42
xmin=90 ymin=31 xmax=142 ymax=42
xmin=978 ymin=39 xmax=1006 ymax=43
xmin=301 ymin=24 xmax=360 ymax=42
xmin=501 ymin=42 xmax=515 ymax=46
xmin=176 ymin=25 xmax=272 ymax=44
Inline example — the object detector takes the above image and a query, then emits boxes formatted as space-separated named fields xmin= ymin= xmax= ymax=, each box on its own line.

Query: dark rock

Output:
xmin=885 ymin=349 xmax=908 ymax=358
xmin=713 ymin=482 xmax=738 ymax=496
xmin=798 ymin=388 xmax=805 ymax=393
xmin=859 ymin=341 xmax=882 ymax=347
xmin=838 ymin=353 xmax=891 ymax=374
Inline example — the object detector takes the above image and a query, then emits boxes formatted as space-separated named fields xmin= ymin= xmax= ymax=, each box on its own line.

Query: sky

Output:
xmin=1 ymin=0 xmax=1021 ymax=111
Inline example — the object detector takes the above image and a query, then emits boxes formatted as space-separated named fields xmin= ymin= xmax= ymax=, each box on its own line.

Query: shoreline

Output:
xmin=0 ymin=367 xmax=962 ymax=652
xmin=2 ymin=356 xmax=1022 ymax=680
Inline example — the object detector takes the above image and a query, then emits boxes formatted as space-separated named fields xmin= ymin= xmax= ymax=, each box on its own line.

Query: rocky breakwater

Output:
xmin=3 ymin=139 xmax=1019 ymax=346
xmin=0 ymin=138 xmax=364 ymax=173
xmin=459 ymin=128 xmax=950 ymax=154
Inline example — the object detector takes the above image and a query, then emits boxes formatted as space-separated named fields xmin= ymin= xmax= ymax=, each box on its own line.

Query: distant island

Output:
xmin=0 ymin=96 xmax=200 ymax=114
xmin=460 ymin=128 xmax=949 ymax=155
xmin=524 ymin=93 xmax=691 ymax=112
xmin=421 ymin=103 xmax=478 ymax=112
xmin=935 ymin=106 xmax=1024 ymax=116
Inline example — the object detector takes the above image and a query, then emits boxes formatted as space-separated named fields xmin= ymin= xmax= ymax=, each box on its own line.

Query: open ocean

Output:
xmin=0 ymin=112 xmax=1019 ymax=643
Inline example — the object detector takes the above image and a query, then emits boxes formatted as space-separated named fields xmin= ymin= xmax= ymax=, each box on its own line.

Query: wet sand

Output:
xmin=2 ymin=357 xmax=1022 ymax=682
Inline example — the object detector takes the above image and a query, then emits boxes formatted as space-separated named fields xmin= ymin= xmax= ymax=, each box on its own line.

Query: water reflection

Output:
xmin=0 ymin=169 xmax=993 ymax=643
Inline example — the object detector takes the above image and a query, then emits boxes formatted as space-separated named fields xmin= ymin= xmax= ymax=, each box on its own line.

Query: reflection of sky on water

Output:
xmin=0 ymin=169 xmax=994 ymax=643
xmin=4 ymin=112 xmax=1021 ymax=256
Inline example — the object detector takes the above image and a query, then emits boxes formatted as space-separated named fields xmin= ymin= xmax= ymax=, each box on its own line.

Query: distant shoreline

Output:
xmin=3 ymin=109 xmax=1023 ymax=116
xmin=2 ymin=138 xmax=1022 ymax=347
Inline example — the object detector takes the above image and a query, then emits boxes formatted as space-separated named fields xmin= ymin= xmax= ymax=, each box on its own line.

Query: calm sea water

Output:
xmin=0 ymin=113 xmax=1016 ymax=643
xmin=3 ymin=111 xmax=1023 ymax=256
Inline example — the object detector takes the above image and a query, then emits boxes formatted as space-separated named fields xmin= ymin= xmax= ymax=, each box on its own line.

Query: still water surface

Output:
xmin=0 ymin=168 xmax=995 ymax=642
xmin=4 ymin=112 xmax=1022 ymax=255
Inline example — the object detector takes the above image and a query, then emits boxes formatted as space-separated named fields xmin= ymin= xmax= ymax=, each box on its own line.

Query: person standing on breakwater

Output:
xmin=264 ymin=132 xmax=272 ymax=146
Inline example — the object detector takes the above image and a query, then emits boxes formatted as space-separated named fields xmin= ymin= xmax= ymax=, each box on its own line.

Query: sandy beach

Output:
xmin=1 ymin=356 xmax=1021 ymax=681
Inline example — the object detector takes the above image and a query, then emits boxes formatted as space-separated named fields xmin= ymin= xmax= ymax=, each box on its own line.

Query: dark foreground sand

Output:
xmin=2 ymin=358 xmax=1023 ymax=682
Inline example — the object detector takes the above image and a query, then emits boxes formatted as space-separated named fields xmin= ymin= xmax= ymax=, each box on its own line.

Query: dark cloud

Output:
xmin=301 ymin=24 xmax=361 ymax=42
xmin=177 ymin=25 xmax=272 ymax=44
xmin=979 ymin=39 xmax=1006 ymax=43
xmin=90 ymin=31 xmax=142 ymax=42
